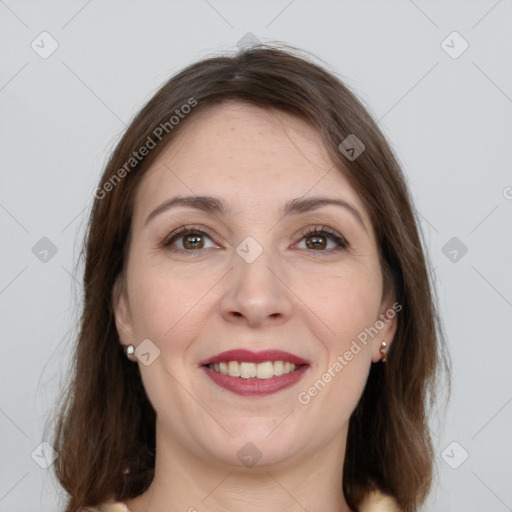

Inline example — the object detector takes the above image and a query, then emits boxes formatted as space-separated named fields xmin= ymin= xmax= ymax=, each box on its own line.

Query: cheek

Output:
xmin=297 ymin=270 xmax=378 ymax=405
xmin=127 ymin=261 xmax=209 ymax=341
xmin=305 ymin=267 xmax=382 ymax=345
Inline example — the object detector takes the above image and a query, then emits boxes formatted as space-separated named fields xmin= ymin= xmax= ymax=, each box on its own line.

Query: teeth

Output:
xmin=240 ymin=362 xmax=257 ymax=379
xmin=228 ymin=361 xmax=240 ymax=377
xmin=256 ymin=361 xmax=273 ymax=379
xmin=208 ymin=360 xmax=299 ymax=378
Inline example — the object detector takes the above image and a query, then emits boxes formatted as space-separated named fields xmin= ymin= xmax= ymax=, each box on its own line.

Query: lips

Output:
xmin=198 ymin=349 xmax=309 ymax=366
xmin=198 ymin=349 xmax=310 ymax=397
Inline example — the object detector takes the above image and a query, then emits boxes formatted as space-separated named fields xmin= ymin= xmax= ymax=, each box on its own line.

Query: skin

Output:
xmin=113 ymin=101 xmax=397 ymax=512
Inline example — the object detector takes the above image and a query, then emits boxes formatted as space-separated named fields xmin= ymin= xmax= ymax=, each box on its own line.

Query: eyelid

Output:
xmin=160 ymin=224 xmax=220 ymax=248
xmin=160 ymin=223 xmax=350 ymax=253
xmin=293 ymin=225 xmax=349 ymax=250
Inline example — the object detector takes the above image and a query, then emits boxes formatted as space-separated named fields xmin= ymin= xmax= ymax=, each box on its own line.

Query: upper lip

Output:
xmin=199 ymin=349 xmax=309 ymax=366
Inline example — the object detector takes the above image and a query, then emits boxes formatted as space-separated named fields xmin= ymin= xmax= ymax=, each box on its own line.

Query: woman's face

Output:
xmin=114 ymin=102 xmax=397 ymax=469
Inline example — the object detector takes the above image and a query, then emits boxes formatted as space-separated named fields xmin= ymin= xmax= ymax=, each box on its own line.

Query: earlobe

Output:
xmin=112 ymin=276 xmax=135 ymax=346
xmin=371 ymin=301 xmax=399 ymax=363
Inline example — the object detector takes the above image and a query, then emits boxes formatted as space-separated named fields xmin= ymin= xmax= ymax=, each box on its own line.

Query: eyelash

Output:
xmin=160 ymin=224 xmax=349 ymax=256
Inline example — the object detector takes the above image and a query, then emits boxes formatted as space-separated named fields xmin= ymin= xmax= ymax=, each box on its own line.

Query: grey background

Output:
xmin=1 ymin=1 xmax=511 ymax=511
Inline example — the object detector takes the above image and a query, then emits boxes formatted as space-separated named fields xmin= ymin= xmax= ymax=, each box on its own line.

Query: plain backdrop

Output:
xmin=1 ymin=1 xmax=511 ymax=511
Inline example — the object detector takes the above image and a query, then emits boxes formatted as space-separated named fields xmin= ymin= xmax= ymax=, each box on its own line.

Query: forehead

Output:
xmin=133 ymin=102 xmax=369 ymax=224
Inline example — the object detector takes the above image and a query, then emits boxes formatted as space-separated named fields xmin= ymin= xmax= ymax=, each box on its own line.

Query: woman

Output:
xmin=49 ymin=44 xmax=450 ymax=512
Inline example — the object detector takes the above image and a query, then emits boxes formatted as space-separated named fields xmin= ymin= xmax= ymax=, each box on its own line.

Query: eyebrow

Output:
xmin=144 ymin=195 xmax=367 ymax=232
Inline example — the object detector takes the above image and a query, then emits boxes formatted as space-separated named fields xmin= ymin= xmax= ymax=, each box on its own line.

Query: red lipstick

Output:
xmin=198 ymin=349 xmax=309 ymax=366
xmin=198 ymin=349 xmax=310 ymax=397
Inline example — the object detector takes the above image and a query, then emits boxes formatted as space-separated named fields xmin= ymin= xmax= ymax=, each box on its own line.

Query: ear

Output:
xmin=112 ymin=275 xmax=135 ymax=346
xmin=371 ymin=298 xmax=400 ymax=363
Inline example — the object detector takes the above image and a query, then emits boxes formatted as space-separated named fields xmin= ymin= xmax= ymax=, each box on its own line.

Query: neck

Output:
xmin=126 ymin=418 xmax=352 ymax=512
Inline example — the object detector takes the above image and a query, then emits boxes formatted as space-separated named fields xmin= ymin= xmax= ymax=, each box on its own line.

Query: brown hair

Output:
xmin=46 ymin=44 xmax=450 ymax=512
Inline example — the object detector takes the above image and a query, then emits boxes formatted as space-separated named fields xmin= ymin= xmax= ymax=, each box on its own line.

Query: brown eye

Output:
xmin=296 ymin=226 xmax=349 ymax=253
xmin=305 ymin=234 xmax=328 ymax=250
xmin=162 ymin=226 xmax=217 ymax=254
xmin=181 ymin=233 xmax=204 ymax=250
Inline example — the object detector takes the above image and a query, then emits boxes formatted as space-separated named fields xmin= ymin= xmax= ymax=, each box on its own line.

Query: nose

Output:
xmin=220 ymin=245 xmax=294 ymax=328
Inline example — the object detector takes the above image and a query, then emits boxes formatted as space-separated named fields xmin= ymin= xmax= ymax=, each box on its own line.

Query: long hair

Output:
xmin=47 ymin=44 xmax=450 ymax=512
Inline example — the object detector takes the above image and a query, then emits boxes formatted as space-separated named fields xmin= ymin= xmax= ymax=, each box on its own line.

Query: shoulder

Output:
xmin=358 ymin=490 xmax=401 ymax=512
xmin=81 ymin=501 xmax=130 ymax=512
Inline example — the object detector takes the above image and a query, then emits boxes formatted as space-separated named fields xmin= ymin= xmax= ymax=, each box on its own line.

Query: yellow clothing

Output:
xmin=82 ymin=503 xmax=128 ymax=512
xmin=83 ymin=490 xmax=400 ymax=511
xmin=359 ymin=490 xmax=401 ymax=511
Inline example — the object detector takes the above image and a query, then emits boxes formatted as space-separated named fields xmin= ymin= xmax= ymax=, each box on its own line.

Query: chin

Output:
xmin=199 ymin=428 xmax=301 ymax=470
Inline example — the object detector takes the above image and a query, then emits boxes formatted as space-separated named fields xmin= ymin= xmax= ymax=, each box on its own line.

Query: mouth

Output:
xmin=204 ymin=360 xmax=305 ymax=379
xmin=198 ymin=349 xmax=310 ymax=396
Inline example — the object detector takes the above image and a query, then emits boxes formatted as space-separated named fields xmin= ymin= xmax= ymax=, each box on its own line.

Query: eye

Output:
xmin=161 ymin=225 xmax=218 ymax=254
xmin=160 ymin=224 xmax=349 ymax=256
xmin=294 ymin=225 xmax=349 ymax=254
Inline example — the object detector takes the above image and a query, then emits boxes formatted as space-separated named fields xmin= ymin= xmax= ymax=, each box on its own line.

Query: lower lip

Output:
xmin=201 ymin=365 xmax=309 ymax=396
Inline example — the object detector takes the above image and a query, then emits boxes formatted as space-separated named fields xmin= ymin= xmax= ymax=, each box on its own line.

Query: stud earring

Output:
xmin=380 ymin=341 xmax=389 ymax=362
xmin=124 ymin=344 xmax=137 ymax=362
